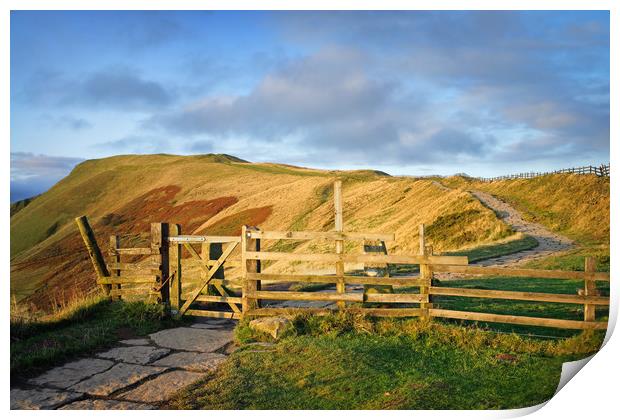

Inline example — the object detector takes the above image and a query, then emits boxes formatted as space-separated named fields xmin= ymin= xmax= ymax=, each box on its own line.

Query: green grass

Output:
xmin=168 ymin=314 xmax=603 ymax=410
xmin=426 ymin=207 xmax=515 ymax=250
xmin=523 ymin=245 xmax=610 ymax=273
xmin=10 ymin=296 xmax=183 ymax=377
xmin=446 ymin=235 xmax=539 ymax=263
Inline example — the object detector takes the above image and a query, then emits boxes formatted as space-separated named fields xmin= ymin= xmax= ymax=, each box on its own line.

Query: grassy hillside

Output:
xmin=11 ymin=154 xmax=512 ymax=311
xmin=439 ymin=174 xmax=610 ymax=271
xmin=441 ymin=174 xmax=609 ymax=244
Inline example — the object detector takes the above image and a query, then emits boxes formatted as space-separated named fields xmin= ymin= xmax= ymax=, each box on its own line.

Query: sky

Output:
xmin=10 ymin=10 xmax=610 ymax=201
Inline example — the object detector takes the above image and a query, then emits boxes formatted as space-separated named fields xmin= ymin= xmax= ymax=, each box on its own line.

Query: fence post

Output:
xmin=168 ymin=224 xmax=181 ymax=314
xmin=75 ymin=215 xmax=111 ymax=295
xmin=109 ymin=235 xmax=121 ymax=300
xmin=242 ymin=225 xmax=261 ymax=315
xmin=151 ymin=223 xmax=170 ymax=304
xmin=419 ymin=225 xmax=432 ymax=318
xmin=584 ymin=257 xmax=597 ymax=322
xmin=334 ymin=180 xmax=346 ymax=309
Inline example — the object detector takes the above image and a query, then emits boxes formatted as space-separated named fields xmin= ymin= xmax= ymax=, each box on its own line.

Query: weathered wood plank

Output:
xmin=115 ymin=248 xmax=154 ymax=255
xmin=246 ymin=273 xmax=425 ymax=286
xmin=247 ymin=307 xmax=333 ymax=317
xmin=245 ymin=252 xmax=467 ymax=265
xmin=246 ymin=290 xmax=364 ymax=302
xmin=246 ymin=307 xmax=424 ymax=318
xmin=334 ymin=180 xmax=346 ymax=310
xmin=419 ymin=225 xmax=432 ymax=317
xmin=109 ymin=235 xmax=121 ymax=299
xmin=185 ymin=309 xmax=241 ymax=319
xmin=108 ymin=262 xmax=160 ymax=271
xmin=365 ymin=293 xmax=426 ymax=303
xmin=430 ymin=286 xmax=609 ymax=305
xmin=429 ymin=264 xmax=610 ymax=281
xmin=584 ymin=257 xmax=597 ymax=321
xmin=154 ymin=223 xmax=170 ymax=304
xmin=242 ymin=226 xmax=261 ymax=314
xmin=194 ymin=295 xmax=243 ymax=304
xmin=169 ymin=224 xmax=182 ymax=313
xmin=247 ymin=230 xmax=395 ymax=242
xmin=429 ymin=309 xmax=608 ymax=330
xmin=97 ymin=275 xmax=159 ymax=285
xmin=75 ymin=216 xmax=110 ymax=294
xmin=168 ymin=235 xmax=241 ymax=243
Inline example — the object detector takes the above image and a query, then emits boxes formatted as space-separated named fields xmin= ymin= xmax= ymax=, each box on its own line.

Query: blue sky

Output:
xmin=10 ymin=10 xmax=610 ymax=201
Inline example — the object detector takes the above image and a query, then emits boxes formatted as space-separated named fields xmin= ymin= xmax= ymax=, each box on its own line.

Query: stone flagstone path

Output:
xmin=11 ymin=318 xmax=236 ymax=410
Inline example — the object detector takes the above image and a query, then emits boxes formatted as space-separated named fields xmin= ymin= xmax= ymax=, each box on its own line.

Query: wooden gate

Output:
xmin=167 ymin=229 xmax=242 ymax=319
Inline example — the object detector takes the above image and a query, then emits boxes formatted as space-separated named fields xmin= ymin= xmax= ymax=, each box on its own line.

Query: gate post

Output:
xmin=584 ymin=257 xmax=598 ymax=322
xmin=151 ymin=223 xmax=170 ymax=305
xmin=168 ymin=224 xmax=181 ymax=314
xmin=334 ymin=180 xmax=345 ymax=309
xmin=419 ymin=224 xmax=433 ymax=319
xmin=75 ymin=215 xmax=111 ymax=295
xmin=242 ymin=225 xmax=261 ymax=315
xmin=109 ymin=235 xmax=121 ymax=300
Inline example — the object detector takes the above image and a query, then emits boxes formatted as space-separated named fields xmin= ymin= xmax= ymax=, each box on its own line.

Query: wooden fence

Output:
xmin=479 ymin=163 xmax=610 ymax=182
xmin=76 ymin=183 xmax=610 ymax=331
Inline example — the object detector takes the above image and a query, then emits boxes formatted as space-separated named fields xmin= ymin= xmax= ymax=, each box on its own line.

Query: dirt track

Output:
xmin=470 ymin=190 xmax=574 ymax=267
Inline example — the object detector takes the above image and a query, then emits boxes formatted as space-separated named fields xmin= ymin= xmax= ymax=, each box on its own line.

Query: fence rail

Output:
xmin=478 ymin=163 xmax=609 ymax=182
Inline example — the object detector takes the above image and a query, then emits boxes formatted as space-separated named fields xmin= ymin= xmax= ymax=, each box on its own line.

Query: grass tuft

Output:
xmin=11 ymin=296 xmax=183 ymax=377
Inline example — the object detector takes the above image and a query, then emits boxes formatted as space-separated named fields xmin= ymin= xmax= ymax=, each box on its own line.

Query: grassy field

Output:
xmin=523 ymin=244 xmax=610 ymax=273
xmin=168 ymin=313 xmax=603 ymax=410
xmin=10 ymin=296 xmax=183 ymax=377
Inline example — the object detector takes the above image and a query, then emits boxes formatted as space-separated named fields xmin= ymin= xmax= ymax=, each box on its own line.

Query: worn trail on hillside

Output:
xmin=469 ymin=190 xmax=574 ymax=267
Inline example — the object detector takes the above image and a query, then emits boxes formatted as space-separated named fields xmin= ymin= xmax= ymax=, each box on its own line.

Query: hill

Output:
xmin=11 ymin=154 xmax=513 ymax=311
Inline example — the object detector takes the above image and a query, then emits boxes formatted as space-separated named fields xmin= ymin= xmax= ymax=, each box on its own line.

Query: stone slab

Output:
xmin=119 ymin=370 xmax=205 ymax=403
xmin=149 ymin=327 xmax=233 ymax=352
xmin=11 ymin=388 xmax=83 ymax=410
xmin=59 ymin=399 xmax=155 ymax=410
xmin=120 ymin=338 xmax=151 ymax=346
xmin=69 ymin=363 xmax=167 ymax=397
xmin=29 ymin=358 xmax=115 ymax=389
xmin=97 ymin=346 xmax=171 ymax=364
xmin=152 ymin=351 xmax=227 ymax=371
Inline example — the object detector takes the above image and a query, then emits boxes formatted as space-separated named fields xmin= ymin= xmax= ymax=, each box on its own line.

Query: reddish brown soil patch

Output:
xmin=200 ymin=206 xmax=273 ymax=236
xmin=101 ymin=185 xmax=238 ymax=233
xmin=495 ymin=353 xmax=518 ymax=363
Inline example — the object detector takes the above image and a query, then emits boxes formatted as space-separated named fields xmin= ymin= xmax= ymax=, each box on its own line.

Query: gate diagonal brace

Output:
xmin=178 ymin=241 xmax=239 ymax=316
